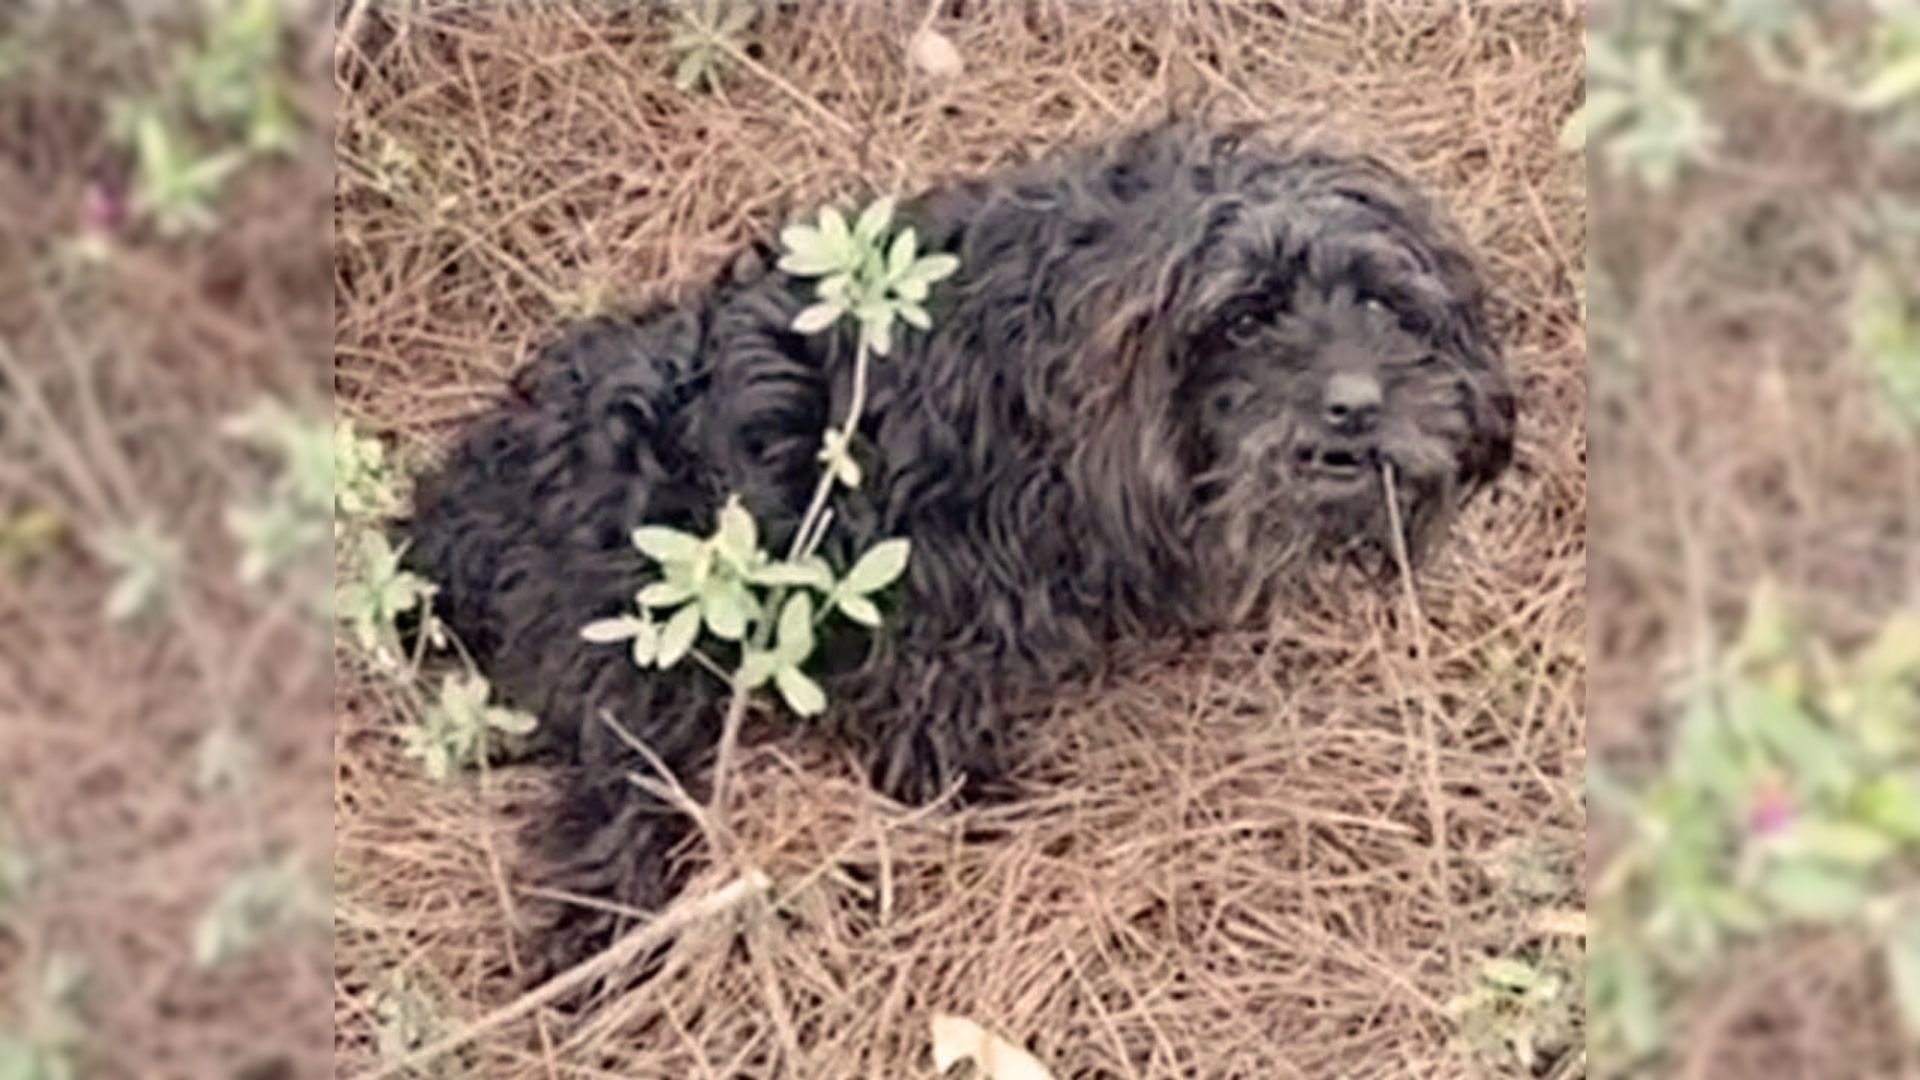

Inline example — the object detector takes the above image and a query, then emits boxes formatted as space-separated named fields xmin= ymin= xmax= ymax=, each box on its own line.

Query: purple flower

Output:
xmin=81 ymin=179 xmax=126 ymax=233
xmin=1747 ymin=778 xmax=1793 ymax=835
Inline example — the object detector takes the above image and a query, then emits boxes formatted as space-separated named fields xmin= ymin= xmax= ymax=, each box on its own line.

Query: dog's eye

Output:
xmin=1207 ymin=383 xmax=1255 ymax=418
xmin=1225 ymin=311 xmax=1266 ymax=344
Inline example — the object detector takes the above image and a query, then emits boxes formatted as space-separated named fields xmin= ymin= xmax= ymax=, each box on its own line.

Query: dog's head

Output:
xmin=1055 ymin=123 xmax=1515 ymax=600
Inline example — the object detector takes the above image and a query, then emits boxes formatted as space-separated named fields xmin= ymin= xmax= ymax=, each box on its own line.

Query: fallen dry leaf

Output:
xmin=930 ymin=1014 xmax=1056 ymax=1080
xmin=907 ymin=28 xmax=964 ymax=79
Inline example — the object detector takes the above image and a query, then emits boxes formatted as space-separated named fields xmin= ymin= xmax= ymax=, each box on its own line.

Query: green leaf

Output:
xmin=1480 ymin=956 xmax=1542 ymax=992
xmin=886 ymin=225 xmax=918 ymax=281
xmin=1732 ymin=578 xmax=1796 ymax=665
xmin=1858 ymin=55 xmax=1920 ymax=110
xmin=896 ymin=300 xmax=931 ymax=331
xmin=738 ymin=649 xmax=778 ymax=690
xmin=906 ymin=252 xmax=960 ymax=285
xmin=749 ymin=556 xmax=836 ymax=591
xmin=657 ymin=603 xmax=701 ymax=669
xmin=1758 ymin=859 xmax=1869 ymax=922
xmin=638 ymin=580 xmax=695 ymax=608
xmin=836 ymin=594 xmax=881 ymax=627
xmin=1735 ymin=681 xmax=1855 ymax=796
xmin=674 ymin=50 xmax=708 ymax=91
xmin=841 ymin=538 xmax=911 ymax=596
xmin=777 ymin=224 xmax=843 ymax=276
xmin=776 ymin=592 xmax=816 ymax=664
xmin=630 ymin=622 xmax=660 ymax=667
xmin=701 ymin=577 xmax=755 ymax=641
xmin=1592 ymin=941 xmax=1664 ymax=1058
xmin=631 ymin=526 xmax=703 ymax=565
xmin=863 ymin=311 xmax=894 ymax=356
xmin=818 ymin=272 xmax=855 ymax=304
xmin=819 ymin=206 xmax=852 ymax=261
xmin=1855 ymin=611 xmax=1920 ymax=686
xmin=774 ymin=663 xmax=826 ymax=717
xmin=793 ymin=301 xmax=844 ymax=335
xmin=854 ymin=196 xmax=896 ymax=244
xmin=1855 ymin=773 xmax=1920 ymax=842
xmin=1773 ymin=818 xmax=1898 ymax=869
xmin=581 ymin=615 xmax=647 ymax=643
xmin=1887 ymin=910 xmax=1920 ymax=1039
xmin=713 ymin=495 xmax=758 ymax=571
xmin=1672 ymin=690 xmax=1748 ymax=809
xmin=486 ymin=706 xmax=538 ymax=736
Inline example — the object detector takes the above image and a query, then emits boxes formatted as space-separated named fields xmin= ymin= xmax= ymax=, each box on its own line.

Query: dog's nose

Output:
xmin=1323 ymin=372 xmax=1383 ymax=434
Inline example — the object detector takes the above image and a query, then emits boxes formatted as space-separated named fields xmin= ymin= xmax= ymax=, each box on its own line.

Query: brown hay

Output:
xmin=334 ymin=3 xmax=1584 ymax=1076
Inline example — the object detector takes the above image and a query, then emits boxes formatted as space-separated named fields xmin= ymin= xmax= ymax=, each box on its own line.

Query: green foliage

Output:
xmin=104 ymin=0 xmax=295 ymax=235
xmin=338 ymin=531 xmax=437 ymax=669
xmin=779 ymin=196 xmax=960 ymax=356
xmin=373 ymin=973 xmax=470 ymax=1079
xmin=333 ymin=414 xmax=539 ymax=783
xmin=1856 ymin=7 xmax=1920 ymax=111
xmin=1589 ymin=584 xmax=1920 ymax=1074
xmin=1850 ymin=260 xmax=1920 ymax=438
xmin=582 ymin=194 xmax=951 ymax=724
xmin=223 ymin=400 xmax=331 ymax=589
xmin=0 ymin=955 xmax=86 ymax=1080
xmin=1585 ymin=26 xmax=1718 ymax=190
xmin=401 ymin=673 xmax=538 ymax=784
xmin=1450 ymin=950 xmax=1582 ymax=1077
xmin=192 ymin=852 xmax=325 ymax=968
xmin=99 ymin=520 xmax=181 ymax=622
xmin=668 ymin=0 xmax=755 ymax=93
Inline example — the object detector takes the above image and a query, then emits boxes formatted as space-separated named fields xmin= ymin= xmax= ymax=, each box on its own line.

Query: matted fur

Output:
xmin=402 ymin=118 xmax=1516 ymax=972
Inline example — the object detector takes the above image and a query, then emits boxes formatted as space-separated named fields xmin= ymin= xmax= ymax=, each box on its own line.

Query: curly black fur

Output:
xmin=402 ymin=119 xmax=1516 ymax=973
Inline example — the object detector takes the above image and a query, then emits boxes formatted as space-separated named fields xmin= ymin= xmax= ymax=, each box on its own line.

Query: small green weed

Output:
xmin=668 ymin=0 xmax=755 ymax=93
xmin=0 ymin=954 xmax=86 ymax=1080
xmin=1589 ymin=583 xmax=1920 ymax=1074
xmin=580 ymin=195 xmax=958 ymax=732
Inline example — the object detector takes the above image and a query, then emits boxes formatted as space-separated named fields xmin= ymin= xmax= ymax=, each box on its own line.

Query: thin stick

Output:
xmin=1379 ymin=462 xmax=1452 ymax=955
xmin=710 ymin=334 xmax=874 ymax=823
xmin=353 ymin=871 xmax=771 ymax=1080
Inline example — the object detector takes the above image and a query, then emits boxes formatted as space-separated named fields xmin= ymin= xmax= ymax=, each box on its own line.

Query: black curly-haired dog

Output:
xmin=403 ymin=119 xmax=1516 ymax=973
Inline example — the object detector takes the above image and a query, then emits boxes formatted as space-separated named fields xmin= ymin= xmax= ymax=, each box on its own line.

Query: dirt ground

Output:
xmin=0 ymin=3 xmax=334 ymax=1079
xmin=332 ymin=3 xmax=1583 ymax=1078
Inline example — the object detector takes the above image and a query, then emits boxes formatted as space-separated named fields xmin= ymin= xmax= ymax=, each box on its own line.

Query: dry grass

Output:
xmin=333 ymin=3 xmax=1584 ymax=1077
xmin=0 ymin=4 xmax=334 ymax=1079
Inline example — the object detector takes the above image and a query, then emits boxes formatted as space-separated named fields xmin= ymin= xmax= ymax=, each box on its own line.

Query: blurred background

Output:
xmin=1586 ymin=0 xmax=1920 ymax=1077
xmin=0 ymin=1 xmax=331 ymax=1078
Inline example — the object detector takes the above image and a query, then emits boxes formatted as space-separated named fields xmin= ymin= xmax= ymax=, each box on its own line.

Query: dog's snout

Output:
xmin=1322 ymin=371 xmax=1383 ymax=434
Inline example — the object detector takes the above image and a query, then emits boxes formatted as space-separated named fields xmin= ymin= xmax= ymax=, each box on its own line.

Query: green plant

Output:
xmin=1450 ymin=950 xmax=1583 ymax=1077
xmin=1585 ymin=25 xmax=1719 ymax=190
xmin=668 ymin=0 xmax=755 ymax=93
xmin=224 ymin=400 xmax=331 ymax=591
xmin=373 ymin=973 xmax=470 ymax=1079
xmin=104 ymin=0 xmax=295 ymax=235
xmin=1588 ymin=583 xmax=1920 ymax=1074
xmin=779 ymin=197 xmax=959 ymax=356
xmin=401 ymin=672 xmax=538 ymax=783
xmin=580 ymin=196 xmax=957 ymax=735
xmin=1851 ymin=258 xmax=1920 ymax=438
xmin=192 ymin=852 xmax=325 ymax=968
xmin=0 ymin=954 xmax=86 ymax=1080
xmin=98 ymin=519 xmax=181 ymax=622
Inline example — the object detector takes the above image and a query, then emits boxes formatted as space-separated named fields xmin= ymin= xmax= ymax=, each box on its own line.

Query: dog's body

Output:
xmin=404 ymin=120 xmax=1516 ymax=970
